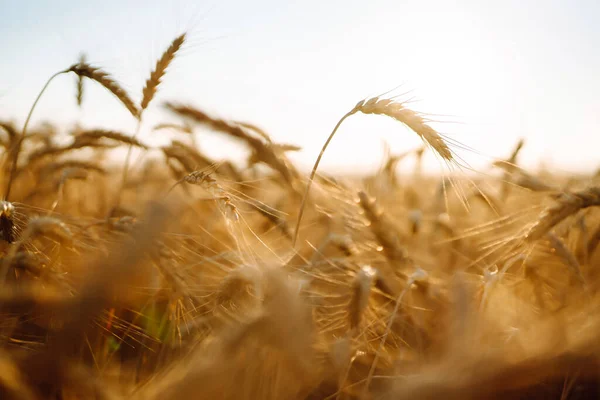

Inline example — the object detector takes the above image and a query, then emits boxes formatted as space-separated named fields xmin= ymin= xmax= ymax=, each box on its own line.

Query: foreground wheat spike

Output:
xmin=141 ymin=33 xmax=186 ymax=112
xmin=67 ymin=63 xmax=140 ymax=119
xmin=525 ymin=186 xmax=600 ymax=242
xmin=293 ymin=96 xmax=454 ymax=247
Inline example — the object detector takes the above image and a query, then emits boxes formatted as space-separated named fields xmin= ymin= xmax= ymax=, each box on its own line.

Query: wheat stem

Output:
xmin=292 ymin=111 xmax=355 ymax=247
xmin=5 ymin=70 xmax=67 ymax=201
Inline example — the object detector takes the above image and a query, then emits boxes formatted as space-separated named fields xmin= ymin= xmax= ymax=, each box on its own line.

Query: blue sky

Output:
xmin=1 ymin=0 xmax=599 ymax=174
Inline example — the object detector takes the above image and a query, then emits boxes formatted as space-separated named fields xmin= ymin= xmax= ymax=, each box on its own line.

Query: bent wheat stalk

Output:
xmin=293 ymin=96 xmax=454 ymax=247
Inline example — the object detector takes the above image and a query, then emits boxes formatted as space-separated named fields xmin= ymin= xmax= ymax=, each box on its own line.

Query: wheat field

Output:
xmin=0 ymin=32 xmax=599 ymax=400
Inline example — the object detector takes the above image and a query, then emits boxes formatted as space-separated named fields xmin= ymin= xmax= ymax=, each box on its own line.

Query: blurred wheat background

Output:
xmin=0 ymin=1 xmax=599 ymax=399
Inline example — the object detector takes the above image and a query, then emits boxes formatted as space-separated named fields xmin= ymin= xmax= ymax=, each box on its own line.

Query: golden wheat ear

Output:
xmin=67 ymin=63 xmax=140 ymax=119
xmin=141 ymin=33 xmax=186 ymax=112
xmin=293 ymin=96 xmax=455 ymax=247
xmin=352 ymin=97 xmax=453 ymax=161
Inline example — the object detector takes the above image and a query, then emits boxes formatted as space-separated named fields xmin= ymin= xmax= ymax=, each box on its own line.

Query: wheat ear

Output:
xmin=165 ymin=103 xmax=300 ymax=189
xmin=141 ymin=33 xmax=186 ymax=112
xmin=293 ymin=96 xmax=454 ymax=247
xmin=117 ymin=34 xmax=186 ymax=212
xmin=67 ymin=63 xmax=140 ymax=119
xmin=525 ymin=186 xmax=600 ymax=242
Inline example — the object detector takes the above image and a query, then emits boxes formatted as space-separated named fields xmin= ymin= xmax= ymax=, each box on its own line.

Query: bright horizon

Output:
xmin=1 ymin=0 xmax=599 ymax=176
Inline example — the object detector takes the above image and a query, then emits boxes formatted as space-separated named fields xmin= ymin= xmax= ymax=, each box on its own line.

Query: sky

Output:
xmin=1 ymin=0 xmax=599 ymax=175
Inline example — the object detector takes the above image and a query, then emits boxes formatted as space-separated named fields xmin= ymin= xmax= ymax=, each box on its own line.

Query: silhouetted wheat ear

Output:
xmin=67 ymin=63 xmax=140 ymax=119
xmin=141 ymin=33 xmax=186 ymax=112
xmin=351 ymin=97 xmax=453 ymax=161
